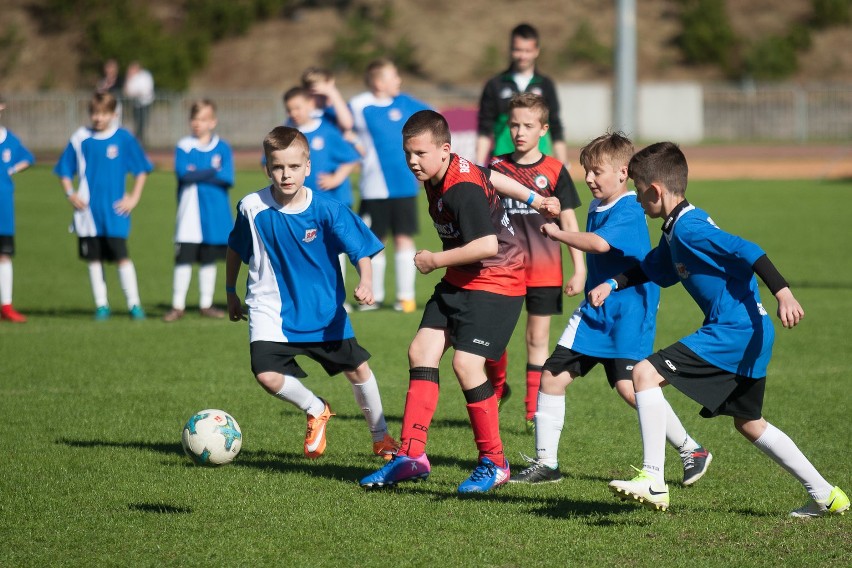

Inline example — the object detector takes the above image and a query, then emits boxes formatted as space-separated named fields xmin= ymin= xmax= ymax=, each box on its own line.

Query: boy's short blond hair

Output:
xmin=402 ymin=110 xmax=451 ymax=146
xmin=189 ymin=99 xmax=216 ymax=119
xmin=301 ymin=67 xmax=333 ymax=88
xmin=628 ymin=141 xmax=689 ymax=196
xmin=89 ymin=92 xmax=117 ymax=114
xmin=579 ymin=131 xmax=634 ymax=171
xmin=263 ymin=126 xmax=309 ymax=162
xmin=364 ymin=58 xmax=395 ymax=89
xmin=508 ymin=93 xmax=550 ymax=126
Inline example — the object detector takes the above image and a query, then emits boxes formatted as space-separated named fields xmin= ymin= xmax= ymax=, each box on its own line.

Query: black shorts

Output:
xmin=419 ymin=280 xmax=524 ymax=360
xmin=174 ymin=243 xmax=227 ymax=264
xmin=542 ymin=345 xmax=635 ymax=388
xmin=359 ymin=196 xmax=419 ymax=239
xmin=249 ymin=338 xmax=371 ymax=378
xmin=526 ymin=286 xmax=563 ymax=316
xmin=0 ymin=235 xmax=14 ymax=256
xmin=78 ymin=237 xmax=128 ymax=262
xmin=647 ymin=342 xmax=766 ymax=420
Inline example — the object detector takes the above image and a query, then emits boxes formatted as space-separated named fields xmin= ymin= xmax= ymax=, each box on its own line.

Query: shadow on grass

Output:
xmin=128 ymin=502 xmax=193 ymax=514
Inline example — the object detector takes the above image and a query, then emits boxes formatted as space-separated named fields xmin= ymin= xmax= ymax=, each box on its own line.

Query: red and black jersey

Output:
xmin=424 ymin=154 xmax=526 ymax=296
xmin=489 ymin=154 xmax=581 ymax=287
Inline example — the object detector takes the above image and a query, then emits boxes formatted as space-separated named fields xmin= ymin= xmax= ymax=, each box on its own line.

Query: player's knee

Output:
xmin=631 ymin=360 xmax=658 ymax=390
xmin=615 ymin=380 xmax=637 ymax=407
xmin=255 ymin=372 xmax=283 ymax=394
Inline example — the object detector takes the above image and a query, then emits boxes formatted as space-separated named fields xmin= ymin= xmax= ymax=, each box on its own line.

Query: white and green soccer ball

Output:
xmin=181 ymin=409 xmax=242 ymax=466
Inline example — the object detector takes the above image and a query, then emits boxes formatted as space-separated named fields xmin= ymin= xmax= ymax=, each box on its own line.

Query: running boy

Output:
xmin=509 ymin=132 xmax=710 ymax=487
xmin=225 ymin=126 xmax=398 ymax=460
xmin=0 ymin=95 xmax=35 ymax=323
xmin=359 ymin=110 xmax=560 ymax=493
xmin=163 ymin=99 xmax=234 ymax=322
xmin=485 ymin=93 xmax=585 ymax=428
xmin=349 ymin=58 xmax=430 ymax=312
xmin=593 ymin=141 xmax=848 ymax=515
xmin=54 ymin=92 xmax=153 ymax=320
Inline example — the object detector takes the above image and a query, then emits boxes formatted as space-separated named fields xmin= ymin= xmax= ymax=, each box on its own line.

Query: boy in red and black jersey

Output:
xmin=485 ymin=93 xmax=586 ymax=430
xmin=360 ymin=109 xmax=559 ymax=493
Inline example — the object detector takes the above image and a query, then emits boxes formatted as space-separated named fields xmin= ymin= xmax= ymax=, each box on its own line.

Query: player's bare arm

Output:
xmin=225 ymin=248 xmax=246 ymax=322
xmin=61 ymin=177 xmax=87 ymax=210
xmin=541 ymin=224 xmax=610 ymax=254
xmin=414 ymin=235 xmax=498 ymax=275
xmin=353 ymin=256 xmax=375 ymax=305
xmin=114 ymin=173 xmax=147 ymax=215
xmin=489 ymin=170 xmax=560 ymax=217
xmin=560 ymin=208 xmax=586 ymax=296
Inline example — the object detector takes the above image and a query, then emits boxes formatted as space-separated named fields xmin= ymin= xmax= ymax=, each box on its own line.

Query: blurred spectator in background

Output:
xmin=124 ymin=61 xmax=155 ymax=147
xmin=96 ymin=59 xmax=123 ymax=129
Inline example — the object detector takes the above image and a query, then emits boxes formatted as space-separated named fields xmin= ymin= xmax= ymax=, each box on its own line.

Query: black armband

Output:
xmin=613 ymin=264 xmax=650 ymax=290
xmin=752 ymin=254 xmax=789 ymax=295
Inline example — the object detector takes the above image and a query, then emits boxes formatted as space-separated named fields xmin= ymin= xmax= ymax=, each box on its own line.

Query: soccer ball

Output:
xmin=181 ymin=409 xmax=243 ymax=466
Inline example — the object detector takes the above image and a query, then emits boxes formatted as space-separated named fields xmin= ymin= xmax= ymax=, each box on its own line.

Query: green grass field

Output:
xmin=2 ymin=167 xmax=850 ymax=567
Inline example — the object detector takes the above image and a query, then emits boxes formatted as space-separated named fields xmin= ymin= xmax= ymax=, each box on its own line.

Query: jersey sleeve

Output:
xmin=555 ymin=167 xmax=581 ymax=210
xmin=681 ymin=217 xmax=766 ymax=279
xmin=53 ymin=141 xmax=78 ymax=179
xmin=124 ymin=133 xmax=154 ymax=176
xmin=213 ymin=142 xmax=235 ymax=188
xmin=227 ymin=204 xmax=254 ymax=264
xmin=174 ymin=145 xmax=191 ymax=182
xmin=476 ymin=78 xmax=500 ymax=136
xmin=443 ymin=183 xmax=496 ymax=243
xmin=594 ymin=205 xmax=647 ymax=258
xmin=333 ymin=204 xmax=384 ymax=264
xmin=329 ymin=131 xmax=361 ymax=165
xmin=10 ymin=135 xmax=35 ymax=168
xmin=540 ymin=78 xmax=564 ymax=142
xmin=640 ymin=238 xmax=680 ymax=288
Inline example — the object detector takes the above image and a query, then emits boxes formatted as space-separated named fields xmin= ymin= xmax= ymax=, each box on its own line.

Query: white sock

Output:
xmin=0 ymin=260 xmax=12 ymax=305
xmin=171 ymin=264 xmax=192 ymax=310
xmin=394 ymin=247 xmax=416 ymax=302
xmin=88 ymin=262 xmax=108 ymax=308
xmin=663 ymin=400 xmax=699 ymax=453
xmin=371 ymin=252 xmax=386 ymax=304
xmin=534 ymin=391 xmax=565 ymax=468
xmin=117 ymin=261 xmax=141 ymax=309
xmin=275 ymin=375 xmax=325 ymax=417
xmin=351 ymin=372 xmax=388 ymax=441
xmin=753 ymin=422 xmax=834 ymax=501
xmin=636 ymin=387 xmax=667 ymax=484
xmin=198 ymin=263 xmax=217 ymax=309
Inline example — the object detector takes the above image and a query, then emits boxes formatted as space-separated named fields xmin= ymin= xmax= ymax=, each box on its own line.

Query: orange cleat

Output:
xmin=304 ymin=399 xmax=334 ymax=459
xmin=372 ymin=434 xmax=400 ymax=460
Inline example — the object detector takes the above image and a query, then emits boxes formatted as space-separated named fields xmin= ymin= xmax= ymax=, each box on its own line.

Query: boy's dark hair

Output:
xmin=89 ymin=91 xmax=117 ymax=114
xmin=402 ymin=110 xmax=451 ymax=146
xmin=628 ymin=141 xmax=689 ymax=196
xmin=189 ymin=98 xmax=216 ymax=119
xmin=508 ymin=93 xmax=549 ymax=126
xmin=364 ymin=58 xmax=395 ymax=89
xmin=511 ymin=23 xmax=539 ymax=45
xmin=579 ymin=131 xmax=634 ymax=171
xmin=263 ymin=126 xmax=309 ymax=161
xmin=282 ymin=86 xmax=311 ymax=104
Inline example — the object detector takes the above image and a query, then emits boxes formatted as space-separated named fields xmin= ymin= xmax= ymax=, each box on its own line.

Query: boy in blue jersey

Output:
xmin=225 ymin=126 xmax=398 ymax=460
xmin=300 ymin=67 xmax=355 ymax=136
xmin=55 ymin=92 xmax=153 ymax=321
xmin=163 ymin=100 xmax=234 ymax=322
xmin=349 ymin=58 xmax=431 ymax=313
xmin=594 ymin=141 xmax=848 ymax=516
xmin=0 ymin=95 xmax=35 ymax=323
xmin=510 ymin=133 xmax=709 ymax=487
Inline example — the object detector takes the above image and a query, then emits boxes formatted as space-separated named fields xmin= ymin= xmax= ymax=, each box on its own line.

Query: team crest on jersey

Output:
xmin=211 ymin=154 xmax=222 ymax=169
xmin=106 ymin=144 xmax=119 ymax=159
xmin=499 ymin=87 xmax=514 ymax=99
xmin=388 ymin=108 xmax=403 ymax=122
xmin=303 ymin=228 xmax=318 ymax=243
xmin=311 ymin=137 xmax=325 ymax=151
xmin=534 ymin=174 xmax=548 ymax=189
xmin=530 ymin=86 xmax=543 ymax=96
xmin=437 ymin=198 xmax=444 ymax=212
xmin=1 ymin=149 xmax=10 ymax=163
xmin=675 ymin=263 xmax=690 ymax=279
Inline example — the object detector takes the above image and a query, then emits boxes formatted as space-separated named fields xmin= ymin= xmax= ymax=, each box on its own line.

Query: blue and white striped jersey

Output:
xmin=174 ymin=134 xmax=234 ymax=245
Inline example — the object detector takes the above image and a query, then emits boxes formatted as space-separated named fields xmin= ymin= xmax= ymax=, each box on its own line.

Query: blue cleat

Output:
xmin=129 ymin=305 xmax=146 ymax=321
xmin=93 ymin=306 xmax=111 ymax=321
xmin=458 ymin=457 xmax=510 ymax=494
xmin=359 ymin=453 xmax=430 ymax=488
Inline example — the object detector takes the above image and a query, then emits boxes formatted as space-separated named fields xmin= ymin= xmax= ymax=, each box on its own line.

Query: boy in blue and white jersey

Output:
xmin=594 ymin=141 xmax=848 ymax=516
xmin=54 ymin=92 xmax=153 ymax=321
xmin=0 ymin=95 xmax=35 ymax=323
xmin=163 ymin=100 xmax=234 ymax=322
xmin=510 ymin=133 xmax=709 ymax=487
xmin=349 ymin=58 xmax=430 ymax=312
xmin=225 ymin=126 xmax=398 ymax=461
xmin=300 ymin=67 xmax=355 ymax=135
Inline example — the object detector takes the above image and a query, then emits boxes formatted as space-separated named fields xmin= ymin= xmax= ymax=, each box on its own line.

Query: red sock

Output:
xmin=465 ymin=383 xmax=505 ymax=466
xmin=484 ymin=350 xmax=508 ymax=399
xmin=524 ymin=364 xmax=543 ymax=420
xmin=399 ymin=367 xmax=439 ymax=458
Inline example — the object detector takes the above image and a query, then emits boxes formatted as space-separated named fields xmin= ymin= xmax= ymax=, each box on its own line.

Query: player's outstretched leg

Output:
xmin=609 ymin=466 xmax=670 ymax=512
xmin=790 ymin=486 xmax=850 ymax=517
